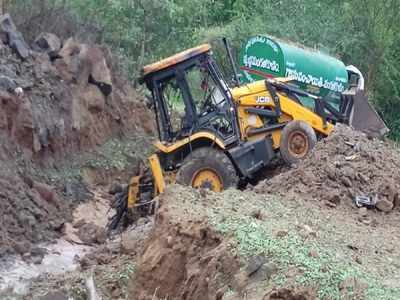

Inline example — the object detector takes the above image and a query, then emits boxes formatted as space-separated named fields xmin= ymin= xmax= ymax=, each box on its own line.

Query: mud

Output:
xmin=255 ymin=124 xmax=400 ymax=212
xmin=129 ymin=187 xmax=241 ymax=300
xmin=0 ymin=239 xmax=92 ymax=295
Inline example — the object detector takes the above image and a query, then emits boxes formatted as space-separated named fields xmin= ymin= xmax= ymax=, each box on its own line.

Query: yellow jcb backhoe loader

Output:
xmin=108 ymin=40 xmax=386 ymax=230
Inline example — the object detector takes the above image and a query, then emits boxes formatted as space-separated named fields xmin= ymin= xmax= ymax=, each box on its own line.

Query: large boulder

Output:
xmin=0 ymin=14 xmax=30 ymax=59
xmin=54 ymin=38 xmax=112 ymax=96
xmin=33 ymin=32 xmax=61 ymax=58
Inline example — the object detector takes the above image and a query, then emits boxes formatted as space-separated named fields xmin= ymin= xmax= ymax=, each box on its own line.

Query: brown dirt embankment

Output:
xmin=129 ymin=187 xmax=240 ymax=300
xmin=0 ymin=14 xmax=154 ymax=256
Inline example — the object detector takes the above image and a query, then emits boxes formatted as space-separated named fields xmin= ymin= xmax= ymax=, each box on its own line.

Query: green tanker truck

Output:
xmin=238 ymin=35 xmax=388 ymax=136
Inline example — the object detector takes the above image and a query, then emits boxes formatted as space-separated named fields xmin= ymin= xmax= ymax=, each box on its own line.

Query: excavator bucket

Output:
xmin=348 ymin=91 xmax=389 ymax=137
xmin=107 ymin=155 xmax=166 ymax=232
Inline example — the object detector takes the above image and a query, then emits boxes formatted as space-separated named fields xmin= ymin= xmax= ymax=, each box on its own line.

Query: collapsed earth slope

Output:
xmin=0 ymin=14 xmax=153 ymax=256
xmin=255 ymin=124 xmax=400 ymax=212
xmin=131 ymin=184 xmax=400 ymax=300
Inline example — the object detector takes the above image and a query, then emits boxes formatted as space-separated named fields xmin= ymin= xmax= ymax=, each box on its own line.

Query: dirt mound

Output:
xmin=255 ymin=124 xmax=400 ymax=212
xmin=129 ymin=188 xmax=240 ymax=300
xmin=0 ymin=14 xmax=153 ymax=256
xmin=0 ymin=175 xmax=68 ymax=256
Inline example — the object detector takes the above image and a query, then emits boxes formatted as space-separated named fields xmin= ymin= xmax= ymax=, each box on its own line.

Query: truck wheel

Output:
xmin=280 ymin=120 xmax=317 ymax=165
xmin=176 ymin=147 xmax=238 ymax=192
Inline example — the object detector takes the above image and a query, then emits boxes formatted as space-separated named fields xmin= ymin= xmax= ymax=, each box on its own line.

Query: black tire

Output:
xmin=280 ymin=120 xmax=317 ymax=165
xmin=176 ymin=147 xmax=238 ymax=191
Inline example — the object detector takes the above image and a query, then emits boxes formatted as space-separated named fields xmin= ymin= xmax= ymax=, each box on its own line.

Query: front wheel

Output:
xmin=280 ymin=120 xmax=317 ymax=165
xmin=176 ymin=147 xmax=238 ymax=192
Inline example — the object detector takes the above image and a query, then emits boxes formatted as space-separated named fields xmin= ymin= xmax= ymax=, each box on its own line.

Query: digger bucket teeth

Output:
xmin=107 ymin=186 xmax=129 ymax=232
xmin=107 ymin=170 xmax=155 ymax=233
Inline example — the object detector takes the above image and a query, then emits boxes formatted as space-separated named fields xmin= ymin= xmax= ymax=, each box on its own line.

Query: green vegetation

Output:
xmin=83 ymin=136 xmax=152 ymax=172
xmin=216 ymin=215 xmax=400 ymax=300
xmin=6 ymin=1 xmax=400 ymax=138
xmin=97 ymin=260 xmax=136 ymax=298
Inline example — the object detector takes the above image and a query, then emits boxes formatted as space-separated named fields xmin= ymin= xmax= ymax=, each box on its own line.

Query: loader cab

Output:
xmin=140 ymin=44 xmax=240 ymax=146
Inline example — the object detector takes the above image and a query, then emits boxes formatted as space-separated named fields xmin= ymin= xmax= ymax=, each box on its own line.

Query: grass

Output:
xmin=214 ymin=214 xmax=400 ymax=300
xmin=208 ymin=190 xmax=400 ymax=300
xmin=95 ymin=259 xmax=136 ymax=299
xmin=84 ymin=135 xmax=152 ymax=172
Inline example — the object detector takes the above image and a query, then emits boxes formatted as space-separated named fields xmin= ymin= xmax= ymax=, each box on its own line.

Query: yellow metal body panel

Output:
xmin=127 ymin=176 xmax=140 ymax=209
xmin=231 ymin=80 xmax=334 ymax=148
xmin=148 ymin=154 xmax=166 ymax=194
xmin=142 ymin=44 xmax=211 ymax=77
xmin=154 ymin=131 xmax=225 ymax=153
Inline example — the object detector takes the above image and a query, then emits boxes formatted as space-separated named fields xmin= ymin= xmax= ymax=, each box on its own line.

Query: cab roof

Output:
xmin=141 ymin=44 xmax=211 ymax=78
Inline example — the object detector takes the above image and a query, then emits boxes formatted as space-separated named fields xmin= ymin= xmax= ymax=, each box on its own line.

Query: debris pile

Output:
xmin=255 ymin=124 xmax=400 ymax=212
xmin=130 ymin=187 xmax=240 ymax=300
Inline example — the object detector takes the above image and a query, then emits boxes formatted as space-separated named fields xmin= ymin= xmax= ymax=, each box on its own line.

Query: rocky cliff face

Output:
xmin=0 ymin=14 xmax=154 ymax=256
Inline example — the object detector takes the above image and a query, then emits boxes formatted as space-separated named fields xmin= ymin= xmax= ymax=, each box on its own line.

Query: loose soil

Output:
xmin=255 ymin=124 xmax=400 ymax=212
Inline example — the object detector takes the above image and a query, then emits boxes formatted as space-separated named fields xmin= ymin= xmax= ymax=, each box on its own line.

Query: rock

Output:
xmin=54 ymin=37 xmax=81 ymax=81
xmin=376 ymin=199 xmax=393 ymax=212
xmin=77 ymin=222 xmax=106 ymax=245
xmin=33 ymin=32 xmax=61 ymax=56
xmin=0 ymin=14 xmax=30 ymax=59
xmin=77 ymin=222 xmax=98 ymax=244
xmin=55 ymin=39 xmax=112 ymax=96
xmin=245 ymin=255 xmax=267 ymax=277
xmin=84 ymin=46 xmax=112 ymax=96
xmin=9 ymin=31 xmax=30 ymax=59
xmin=0 ymin=13 xmax=16 ymax=36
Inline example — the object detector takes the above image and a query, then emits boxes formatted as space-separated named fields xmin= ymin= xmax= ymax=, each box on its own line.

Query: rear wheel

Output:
xmin=280 ymin=120 xmax=317 ymax=165
xmin=176 ymin=147 xmax=238 ymax=191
